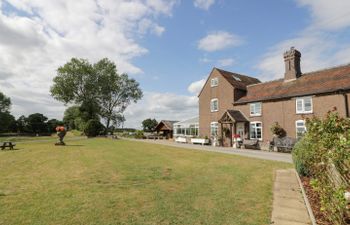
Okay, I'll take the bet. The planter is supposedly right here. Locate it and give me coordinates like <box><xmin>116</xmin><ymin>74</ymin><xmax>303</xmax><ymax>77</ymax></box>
<box><xmin>175</xmin><ymin>136</ymin><xmax>187</xmax><ymax>143</ymax></box>
<box><xmin>191</xmin><ymin>138</ymin><xmax>209</xmax><ymax>145</ymax></box>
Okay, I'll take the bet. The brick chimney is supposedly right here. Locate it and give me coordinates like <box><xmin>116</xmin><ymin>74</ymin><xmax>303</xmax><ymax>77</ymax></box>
<box><xmin>284</xmin><ymin>47</ymin><xmax>301</xmax><ymax>81</ymax></box>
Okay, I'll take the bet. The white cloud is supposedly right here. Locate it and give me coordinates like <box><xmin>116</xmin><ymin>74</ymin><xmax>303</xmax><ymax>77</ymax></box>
<box><xmin>256</xmin><ymin>33</ymin><xmax>336</xmax><ymax>80</ymax></box>
<box><xmin>256</xmin><ymin>1</ymin><xmax>350</xmax><ymax>81</ymax></box>
<box><xmin>217</xmin><ymin>58</ymin><xmax>235</xmax><ymax>67</ymax></box>
<box><xmin>296</xmin><ymin>0</ymin><xmax>350</xmax><ymax>30</ymax></box>
<box><xmin>198</xmin><ymin>31</ymin><xmax>243</xmax><ymax>52</ymax></box>
<box><xmin>199</xmin><ymin>56</ymin><xmax>235</xmax><ymax>68</ymax></box>
<box><xmin>123</xmin><ymin>92</ymin><xmax>198</xmax><ymax>128</ymax></box>
<box><xmin>187</xmin><ymin>78</ymin><xmax>206</xmax><ymax>95</ymax></box>
<box><xmin>0</xmin><ymin>0</ymin><xmax>177</xmax><ymax>120</ymax></box>
<box><xmin>194</xmin><ymin>0</ymin><xmax>215</xmax><ymax>10</ymax></box>
<box><xmin>138</xmin><ymin>18</ymin><xmax>165</xmax><ymax>36</ymax></box>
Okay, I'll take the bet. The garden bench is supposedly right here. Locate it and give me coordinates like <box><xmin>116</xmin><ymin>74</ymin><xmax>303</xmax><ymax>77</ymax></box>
<box><xmin>0</xmin><ymin>141</ymin><xmax>16</xmax><ymax>150</ymax></box>
<box><xmin>242</xmin><ymin>139</ymin><xmax>259</xmax><ymax>149</ymax></box>
<box><xmin>272</xmin><ymin>137</ymin><xmax>296</xmax><ymax>152</ymax></box>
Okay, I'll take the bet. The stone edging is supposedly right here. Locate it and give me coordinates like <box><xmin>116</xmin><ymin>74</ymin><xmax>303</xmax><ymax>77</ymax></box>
<box><xmin>295</xmin><ymin>170</ymin><xmax>318</xmax><ymax>225</ymax></box>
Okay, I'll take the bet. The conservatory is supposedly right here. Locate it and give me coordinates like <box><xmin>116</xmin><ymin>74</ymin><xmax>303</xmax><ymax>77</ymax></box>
<box><xmin>173</xmin><ymin>117</ymin><xmax>199</xmax><ymax>137</ymax></box>
<box><xmin>173</xmin><ymin>117</ymin><xmax>208</xmax><ymax>144</ymax></box>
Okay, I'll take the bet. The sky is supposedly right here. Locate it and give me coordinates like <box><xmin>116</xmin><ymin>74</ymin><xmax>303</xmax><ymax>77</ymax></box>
<box><xmin>1</xmin><ymin>0</ymin><xmax>350</xmax><ymax>128</ymax></box>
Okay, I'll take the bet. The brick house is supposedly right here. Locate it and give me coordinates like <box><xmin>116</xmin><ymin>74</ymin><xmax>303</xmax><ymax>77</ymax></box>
<box><xmin>198</xmin><ymin>47</ymin><xmax>350</xmax><ymax>148</ymax></box>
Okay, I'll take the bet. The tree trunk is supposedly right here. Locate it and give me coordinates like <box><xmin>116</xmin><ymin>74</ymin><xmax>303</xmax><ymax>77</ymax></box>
<box><xmin>106</xmin><ymin>118</ymin><xmax>110</xmax><ymax>135</ymax></box>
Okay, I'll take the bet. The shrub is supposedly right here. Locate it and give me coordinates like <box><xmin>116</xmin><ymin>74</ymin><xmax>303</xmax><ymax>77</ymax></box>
<box><xmin>292</xmin><ymin>135</ymin><xmax>315</xmax><ymax>176</ymax></box>
<box><xmin>292</xmin><ymin>111</ymin><xmax>350</xmax><ymax>224</ymax></box>
<box><xmin>270</xmin><ymin>122</ymin><xmax>286</xmax><ymax>138</ymax></box>
<box><xmin>134</xmin><ymin>130</ymin><xmax>144</xmax><ymax>139</ymax></box>
<box><xmin>83</xmin><ymin>119</ymin><xmax>105</xmax><ymax>137</ymax></box>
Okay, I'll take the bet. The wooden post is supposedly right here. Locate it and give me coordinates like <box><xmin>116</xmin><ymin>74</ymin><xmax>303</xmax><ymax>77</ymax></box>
<box><xmin>230</xmin><ymin>123</ymin><xmax>233</xmax><ymax>147</ymax></box>
<box><xmin>221</xmin><ymin>123</ymin><xmax>224</xmax><ymax>146</ymax></box>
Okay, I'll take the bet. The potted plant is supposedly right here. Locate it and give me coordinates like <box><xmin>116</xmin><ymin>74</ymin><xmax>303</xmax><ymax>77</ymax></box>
<box><xmin>190</xmin><ymin>136</ymin><xmax>209</xmax><ymax>145</ymax></box>
<box><xmin>270</xmin><ymin>122</ymin><xmax>286</xmax><ymax>138</ymax></box>
<box><xmin>232</xmin><ymin>134</ymin><xmax>241</xmax><ymax>148</ymax></box>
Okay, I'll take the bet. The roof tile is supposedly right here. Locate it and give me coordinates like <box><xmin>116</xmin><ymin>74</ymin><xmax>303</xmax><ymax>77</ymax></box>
<box><xmin>235</xmin><ymin>64</ymin><xmax>350</xmax><ymax>104</ymax></box>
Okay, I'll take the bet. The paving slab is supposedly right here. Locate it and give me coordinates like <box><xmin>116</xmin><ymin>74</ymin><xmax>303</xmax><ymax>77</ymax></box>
<box><xmin>271</xmin><ymin>169</ymin><xmax>312</xmax><ymax>225</ymax></box>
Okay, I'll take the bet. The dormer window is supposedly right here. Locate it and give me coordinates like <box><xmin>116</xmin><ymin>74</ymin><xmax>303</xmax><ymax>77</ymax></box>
<box><xmin>211</xmin><ymin>78</ymin><xmax>218</xmax><ymax>87</ymax></box>
<box><xmin>232</xmin><ymin>75</ymin><xmax>241</xmax><ymax>81</ymax></box>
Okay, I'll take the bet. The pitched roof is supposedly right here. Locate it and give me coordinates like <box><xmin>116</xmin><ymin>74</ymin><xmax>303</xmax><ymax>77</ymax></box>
<box><xmin>227</xmin><ymin>110</ymin><xmax>249</xmax><ymax>122</ymax></box>
<box><xmin>155</xmin><ymin>120</ymin><xmax>178</xmax><ymax>131</ymax></box>
<box><xmin>219</xmin><ymin>110</ymin><xmax>248</xmax><ymax>123</ymax></box>
<box><xmin>198</xmin><ymin>68</ymin><xmax>261</xmax><ymax>97</ymax></box>
<box><xmin>174</xmin><ymin>117</ymin><xmax>199</xmax><ymax>126</ymax></box>
<box><xmin>235</xmin><ymin>64</ymin><xmax>350</xmax><ymax>104</ymax></box>
<box><xmin>216</xmin><ymin>68</ymin><xmax>261</xmax><ymax>90</ymax></box>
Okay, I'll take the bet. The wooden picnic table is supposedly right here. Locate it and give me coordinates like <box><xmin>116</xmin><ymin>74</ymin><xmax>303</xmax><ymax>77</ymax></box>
<box><xmin>0</xmin><ymin>141</ymin><xmax>16</xmax><ymax>150</ymax></box>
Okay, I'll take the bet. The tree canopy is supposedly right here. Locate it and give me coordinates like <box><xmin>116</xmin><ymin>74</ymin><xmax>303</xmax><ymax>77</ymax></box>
<box><xmin>26</xmin><ymin>113</ymin><xmax>49</xmax><ymax>134</ymax></box>
<box><xmin>142</xmin><ymin>118</ymin><xmax>158</xmax><ymax>132</ymax></box>
<box><xmin>0</xmin><ymin>91</ymin><xmax>11</xmax><ymax>113</ymax></box>
<box><xmin>0</xmin><ymin>91</ymin><xmax>16</xmax><ymax>132</ymax></box>
<box><xmin>96</xmin><ymin>58</ymin><xmax>142</xmax><ymax>131</ymax></box>
<box><xmin>50</xmin><ymin>58</ymin><xmax>143</xmax><ymax>135</ymax></box>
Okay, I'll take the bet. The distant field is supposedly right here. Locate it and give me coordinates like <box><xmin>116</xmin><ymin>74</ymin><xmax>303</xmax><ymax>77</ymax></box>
<box><xmin>0</xmin><ymin>131</ymin><xmax>81</xmax><ymax>142</ymax></box>
<box><xmin>0</xmin><ymin>139</ymin><xmax>291</xmax><ymax>225</ymax></box>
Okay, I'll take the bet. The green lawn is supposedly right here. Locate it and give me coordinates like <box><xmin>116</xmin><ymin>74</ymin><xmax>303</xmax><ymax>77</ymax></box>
<box><xmin>0</xmin><ymin>139</ymin><xmax>291</xmax><ymax>225</ymax></box>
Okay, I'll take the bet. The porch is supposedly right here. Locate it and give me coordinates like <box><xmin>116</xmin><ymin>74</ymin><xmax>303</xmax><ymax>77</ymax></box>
<box><xmin>218</xmin><ymin>110</ymin><xmax>249</xmax><ymax>147</ymax></box>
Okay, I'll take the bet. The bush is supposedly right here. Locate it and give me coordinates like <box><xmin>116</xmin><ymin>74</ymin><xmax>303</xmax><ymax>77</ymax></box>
<box><xmin>292</xmin><ymin>135</ymin><xmax>314</xmax><ymax>176</ymax></box>
<box><xmin>292</xmin><ymin>111</ymin><xmax>350</xmax><ymax>224</ymax></box>
<box><xmin>83</xmin><ymin>119</ymin><xmax>105</xmax><ymax>137</ymax></box>
<box><xmin>270</xmin><ymin>122</ymin><xmax>286</xmax><ymax>138</ymax></box>
<box><xmin>134</xmin><ymin>130</ymin><xmax>144</xmax><ymax>139</ymax></box>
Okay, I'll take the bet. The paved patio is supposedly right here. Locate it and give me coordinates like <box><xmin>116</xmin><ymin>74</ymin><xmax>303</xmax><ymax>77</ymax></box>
<box><xmin>126</xmin><ymin>138</ymin><xmax>292</xmax><ymax>163</ymax></box>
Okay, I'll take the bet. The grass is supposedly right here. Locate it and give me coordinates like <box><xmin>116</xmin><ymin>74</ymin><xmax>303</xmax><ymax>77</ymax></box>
<box><xmin>0</xmin><ymin>138</ymin><xmax>292</xmax><ymax>225</ymax></box>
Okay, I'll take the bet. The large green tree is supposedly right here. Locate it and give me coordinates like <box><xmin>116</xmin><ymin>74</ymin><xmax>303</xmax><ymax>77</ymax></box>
<box><xmin>16</xmin><ymin>115</ymin><xmax>28</xmax><ymax>133</ymax></box>
<box><xmin>0</xmin><ymin>113</ymin><xmax>16</xmax><ymax>133</ymax></box>
<box><xmin>0</xmin><ymin>91</ymin><xmax>11</xmax><ymax>113</ymax></box>
<box><xmin>26</xmin><ymin>113</ymin><xmax>48</xmax><ymax>134</ymax></box>
<box><xmin>51</xmin><ymin>58</ymin><xmax>142</xmax><ymax>134</ymax></box>
<box><xmin>63</xmin><ymin>105</ymin><xmax>85</xmax><ymax>131</ymax></box>
<box><xmin>50</xmin><ymin>58</ymin><xmax>99</xmax><ymax>122</ymax></box>
<box><xmin>142</xmin><ymin>118</ymin><xmax>158</xmax><ymax>132</ymax></box>
<box><xmin>0</xmin><ymin>91</ymin><xmax>16</xmax><ymax>133</ymax></box>
<box><xmin>96</xmin><ymin>58</ymin><xmax>142</xmax><ymax>132</ymax></box>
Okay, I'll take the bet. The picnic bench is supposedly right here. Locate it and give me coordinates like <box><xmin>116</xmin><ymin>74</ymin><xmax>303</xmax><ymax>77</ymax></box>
<box><xmin>242</xmin><ymin>139</ymin><xmax>259</xmax><ymax>149</ymax></box>
<box><xmin>271</xmin><ymin>137</ymin><xmax>297</xmax><ymax>152</ymax></box>
<box><xmin>0</xmin><ymin>141</ymin><xmax>16</xmax><ymax>150</ymax></box>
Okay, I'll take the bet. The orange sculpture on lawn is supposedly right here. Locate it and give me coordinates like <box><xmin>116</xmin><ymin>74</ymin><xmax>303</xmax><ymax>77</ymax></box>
<box><xmin>55</xmin><ymin>125</ymin><xmax>66</xmax><ymax>145</ymax></box>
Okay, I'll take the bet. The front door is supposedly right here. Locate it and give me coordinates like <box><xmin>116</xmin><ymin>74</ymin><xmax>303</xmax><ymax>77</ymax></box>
<box><xmin>236</xmin><ymin>122</ymin><xmax>245</xmax><ymax>139</ymax></box>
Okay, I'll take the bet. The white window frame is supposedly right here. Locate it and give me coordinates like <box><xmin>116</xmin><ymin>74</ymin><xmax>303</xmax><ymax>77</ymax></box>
<box><xmin>210</xmin><ymin>98</ymin><xmax>219</xmax><ymax>112</ymax></box>
<box><xmin>295</xmin><ymin>120</ymin><xmax>307</xmax><ymax>139</ymax></box>
<box><xmin>296</xmin><ymin>96</ymin><xmax>313</xmax><ymax>114</ymax></box>
<box><xmin>210</xmin><ymin>122</ymin><xmax>218</xmax><ymax>137</ymax></box>
<box><xmin>250</xmin><ymin>121</ymin><xmax>262</xmax><ymax>140</ymax></box>
<box><xmin>211</xmin><ymin>77</ymin><xmax>218</xmax><ymax>87</ymax></box>
<box><xmin>250</xmin><ymin>102</ymin><xmax>262</xmax><ymax>116</ymax></box>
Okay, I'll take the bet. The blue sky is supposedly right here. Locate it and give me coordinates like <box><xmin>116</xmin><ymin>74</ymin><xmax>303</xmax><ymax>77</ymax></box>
<box><xmin>136</xmin><ymin>0</ymin><xmax>309</xmax><ymax>93</ymax></box>
<box><xmin>0</xmin><ymin>0</ymin><xmax>350</xmax><ymax>128</ymax></box>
